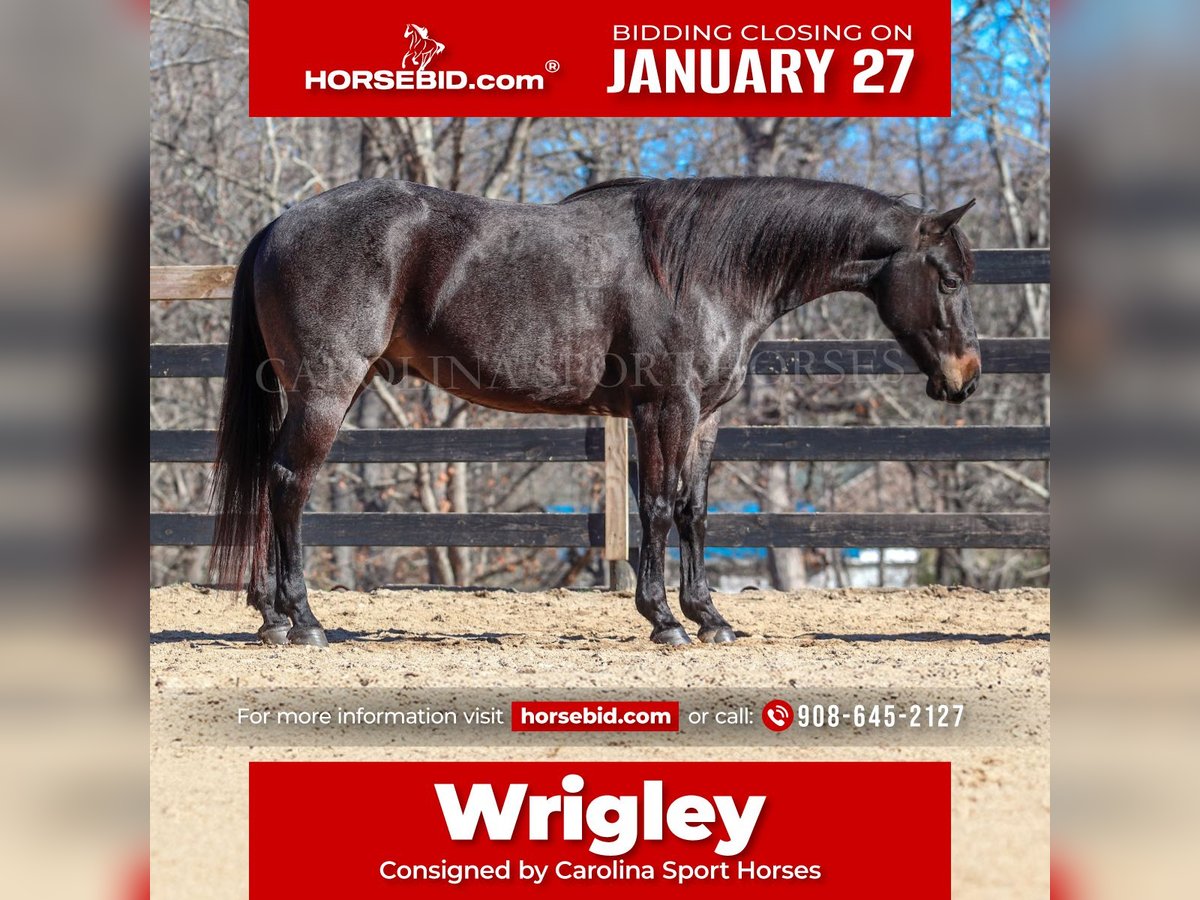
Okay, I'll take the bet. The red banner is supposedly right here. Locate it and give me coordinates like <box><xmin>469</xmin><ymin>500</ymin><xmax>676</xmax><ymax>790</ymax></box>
<box><xmin>249</xmin><ymin>1</ymin><xmax>951</xmax><ymax>116</ymax></box>
<box><xmin>249</xmin><ymin>761</ymin><xmax>949</xmax><ymax>898</ymax></box>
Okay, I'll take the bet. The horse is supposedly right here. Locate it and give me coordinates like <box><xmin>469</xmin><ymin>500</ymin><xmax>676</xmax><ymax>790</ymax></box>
<box><xmin>402</xmin><ymin>24</ymin><xmax>445</xmax><ymax>72</ymax></box>
<box><xmin>210</xmin><ymin>176</ymin><xmax>979</xmax><ymax>647</ymax></box>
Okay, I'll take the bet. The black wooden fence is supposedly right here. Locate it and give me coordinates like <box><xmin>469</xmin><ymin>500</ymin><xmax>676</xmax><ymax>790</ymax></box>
<box><xmin>150</xmin><ymin>248</ymin><xmax>1049</xmax><ymax>555</ymax></box>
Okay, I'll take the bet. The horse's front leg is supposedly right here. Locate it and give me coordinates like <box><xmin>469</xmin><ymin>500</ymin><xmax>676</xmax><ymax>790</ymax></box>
<box><xmin>675</xmin><ymin>412</ymin><xmax>736</xmax><ymax>643</ymax></box>
<box><xmin>631</xmin><ymin>400</ymin><xmax>695</xmax><ymax>645</ymax></box>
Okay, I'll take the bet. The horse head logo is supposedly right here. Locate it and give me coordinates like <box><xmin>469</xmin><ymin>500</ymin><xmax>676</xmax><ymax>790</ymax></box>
<box><xmin>403</xmin><ymin>23</ymin><xmax>446</xmax><ymax>72</ymax></box>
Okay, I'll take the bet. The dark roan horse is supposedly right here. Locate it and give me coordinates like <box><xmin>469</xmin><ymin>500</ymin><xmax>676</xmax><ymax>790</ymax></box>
<box><xmin>211</xmin><ymin>176</ymin><xmax>979</xmax><ymax>647</ymax></box>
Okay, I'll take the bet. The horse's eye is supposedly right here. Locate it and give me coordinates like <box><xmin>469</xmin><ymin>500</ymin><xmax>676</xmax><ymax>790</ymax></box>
<box><xmin>939</xmin><ymin>276</ymin><xmax>961</xmax><ymax>293</ymax></box>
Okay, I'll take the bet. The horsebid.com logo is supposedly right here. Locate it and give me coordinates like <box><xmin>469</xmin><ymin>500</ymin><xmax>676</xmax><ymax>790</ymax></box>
<box><xmin>305</xmin><ymin>21</ymin><xmax>546</xmax><ymax>92</ymax></box>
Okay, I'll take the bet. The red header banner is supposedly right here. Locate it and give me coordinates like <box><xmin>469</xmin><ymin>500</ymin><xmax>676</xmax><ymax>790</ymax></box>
<box><xmin>250</xmin><ymin>761</ymin><xmax>949</xmax><ymax>898</ymax></box>
<box><xmin>249</xmin><ymin>1</ymin><xmax>951</xmax><ymax>116</ymax></box>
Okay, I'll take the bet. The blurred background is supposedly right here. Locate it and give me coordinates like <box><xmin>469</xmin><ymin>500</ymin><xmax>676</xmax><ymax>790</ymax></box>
<box><xmin>149</xmin><ymin>0</ymin><xmax>1051</xmax><ymax>593</ymax></box>
<box><xmin>1054</xmin><ymin>1</ymin><xmax>1200</xmax><ymax>898</ymax></box>
<box><xmin>1</xmin><ymin>3</ymin><xmax>147</xmax><ymax>900</ymax></box>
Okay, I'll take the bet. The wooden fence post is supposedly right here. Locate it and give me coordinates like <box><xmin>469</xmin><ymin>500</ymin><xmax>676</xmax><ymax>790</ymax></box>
<box><xmin>604</xmin><ymin>417</ymin><xmax>635</xmax><ymax>590</ymax></box>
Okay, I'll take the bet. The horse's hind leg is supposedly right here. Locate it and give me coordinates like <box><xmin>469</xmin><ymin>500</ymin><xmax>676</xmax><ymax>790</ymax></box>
<box><xmin>250</xmin><ymin>533</ymin><xmax>289</xmax><ymax>645</ymax></box>
<box><xmin>251</xmin><ymin>371</ymin><xmax>374</xmax><ymax>645</ymax></box>
<box><xmin>675</xmin><ymin>413</ymin><xmax>736</xmax><ymax>643</ymax></box>
<box><xmin>270</xmin><ymin>372</ymin><xmax>369</xmax><ymax>646</ymax></box>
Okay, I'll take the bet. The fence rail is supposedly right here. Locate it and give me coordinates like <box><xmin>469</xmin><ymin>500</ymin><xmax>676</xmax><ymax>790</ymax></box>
<box><xmin>150</xmin><ymin>425</ymin><xmax>1050</xmax><ymax>464</ymax></box>
<box><xmin>150</xmin><ymin>249</ymin><xmax>1050</xmax><ymax>556</ymax></box>
<box><xmin>148</xmin><ymin>337</ymin><xmax>1050</xmax><ymax>378</ymax></box>
<box><xmin>151</xmin><ymin>512</ymin><xmax>1049</xmax><ymax>549</ymax></box>
<box><xmin>148</xmin><ymin>249</ymin><xmax>1049</xmax><ymax>300</ymax></box>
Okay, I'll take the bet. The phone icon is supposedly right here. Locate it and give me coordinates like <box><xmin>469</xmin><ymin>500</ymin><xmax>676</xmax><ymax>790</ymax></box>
<box><xmin>761</xmin><ymin>699</ymin><xmax>793</xmax><ymax>732</ymax></box>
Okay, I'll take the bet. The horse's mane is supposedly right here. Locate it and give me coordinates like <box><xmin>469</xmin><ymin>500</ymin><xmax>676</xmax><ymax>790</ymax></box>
<box><xmin>563</xmin><ymin>176</ymin><xmax>918</xmax><ymax>305</ymax></box>
<box><xmin>408</xmin><ymin>23</ymin><xmax>428</xmax><ymax>39</ymax></box>
<box><xmin>559</xmin><ymin>177</ymin><xmax>654</xmax><ymax>202</ymax></box>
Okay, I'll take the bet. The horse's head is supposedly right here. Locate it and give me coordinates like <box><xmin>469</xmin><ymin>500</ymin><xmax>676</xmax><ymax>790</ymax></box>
<box><xmin>869</xmin><ymin>201</ymin><xmax>980</xmax><ymax>404</ymax></box>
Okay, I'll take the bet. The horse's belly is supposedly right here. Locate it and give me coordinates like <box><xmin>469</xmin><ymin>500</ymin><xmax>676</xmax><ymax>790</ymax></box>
<box><xmin>380</xmin><ymin>339</ymin><xmax>623</xmax><ymax>416</ymax></box>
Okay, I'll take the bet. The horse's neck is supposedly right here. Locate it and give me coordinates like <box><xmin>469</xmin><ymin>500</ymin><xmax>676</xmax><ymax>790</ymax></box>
<box><xmin>767</xmin><ymin>258</ymin><xmax>882</xmax><ymax>323</ymax></box>
<box><xmin>822</xmin><ymin>259</ymin><xmax>886</xmax><ymax>295</ymax></box>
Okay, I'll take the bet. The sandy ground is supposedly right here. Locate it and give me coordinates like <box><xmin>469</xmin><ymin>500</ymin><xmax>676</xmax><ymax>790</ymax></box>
<box><xmin>151</xmin><ymin>584</ymin><xmax>1050</xmax><ymax>898</ymax></box>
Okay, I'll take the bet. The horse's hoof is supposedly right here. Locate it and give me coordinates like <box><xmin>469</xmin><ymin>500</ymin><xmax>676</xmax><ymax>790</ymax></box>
<box><xmin>698</xmin><ymin>625</ymin><xmax>737</xmax><ymax>644</ymax></box>
<box><xmin>257</xmin><ymin>624</ymin><xmax>290</xmax><ymax>646</ymax></box>
<box><xmin>651</xmin><ymin>626</ymin><xmax>692</xmax><ymax>646</ymax></box>
<box><xmin>287</xmin><ymin>625</ymin><xmax>329</xmax><ymax>647</ymax></box>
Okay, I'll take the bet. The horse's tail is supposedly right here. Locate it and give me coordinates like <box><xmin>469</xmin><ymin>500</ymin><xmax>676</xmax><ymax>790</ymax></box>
<box><xmin>209</xmin><ymin>222</ymin><xmax>284</xmax><ymax>592</ymax></box>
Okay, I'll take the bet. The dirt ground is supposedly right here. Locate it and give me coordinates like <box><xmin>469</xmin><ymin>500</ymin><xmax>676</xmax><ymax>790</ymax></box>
<box><xmin>151</xmin><ymin>583</ymin><xmax>1050</xmax><ymax>899</ymax></box>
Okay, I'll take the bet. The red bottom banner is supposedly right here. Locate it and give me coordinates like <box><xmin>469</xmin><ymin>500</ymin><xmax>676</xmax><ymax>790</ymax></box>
<box><xmin>250</xmin><ymin>761</ymin><xmax>949</xmax><ymax>898</ymax></box>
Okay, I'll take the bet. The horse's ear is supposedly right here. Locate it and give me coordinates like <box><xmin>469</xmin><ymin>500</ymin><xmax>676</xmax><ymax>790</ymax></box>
<box><xmin>922</xmin><ymin>199</ymin><xmax>976</xmax><ymax>237</ymax></box>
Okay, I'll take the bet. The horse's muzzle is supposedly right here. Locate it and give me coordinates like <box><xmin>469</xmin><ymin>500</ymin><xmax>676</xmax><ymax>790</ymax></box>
<box><xmin>928</xmin><ymin>352</ymin><xmax>981</xmax><ymax>404</ymax></box>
